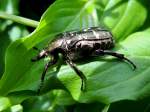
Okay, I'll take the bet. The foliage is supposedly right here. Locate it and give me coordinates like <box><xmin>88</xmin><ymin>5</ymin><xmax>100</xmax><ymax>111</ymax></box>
<box><xmin>0</xmin><ymin>0</ymin><xmax>150</xmax><ymax>111</ymax></box>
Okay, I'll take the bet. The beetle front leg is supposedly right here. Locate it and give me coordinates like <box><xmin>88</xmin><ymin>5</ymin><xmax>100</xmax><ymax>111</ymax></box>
<box><xmin>94</xmin><ymin>49</ymin><xmax>136</xmax><ymax>70</ymax></box>
<box><xmin>65</xmin><ymin>58</ymin><xmax>87</xmax><ymax>91</ymax></box>
<box><xmin>38</xmin><ymin>55</ymin><xmax>58</xmax><ymax>94</ymax></box>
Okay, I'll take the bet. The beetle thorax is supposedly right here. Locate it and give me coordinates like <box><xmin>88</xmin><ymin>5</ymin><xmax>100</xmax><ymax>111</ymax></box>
<box><xmin>47</xmin><ymin>39</ymin><xmax>64</xmax><ymax>53</ymax></box>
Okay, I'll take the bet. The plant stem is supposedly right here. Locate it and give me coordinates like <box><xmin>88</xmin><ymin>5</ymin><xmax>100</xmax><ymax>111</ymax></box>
<box><xmin>102</xmin><ymin>104</ymin><xmax>110</xmax><ymax>112</ymax></box>
<box><xmin>0</xmin><ymin>11</ymin><xmax>39</xmax><ymax>28</ymax></box>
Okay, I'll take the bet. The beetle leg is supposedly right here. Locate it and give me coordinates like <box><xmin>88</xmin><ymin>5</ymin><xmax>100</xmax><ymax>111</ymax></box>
<box><xmin>38</xmin><ymin>55</ymin><xmax>58</xmax><ymax>94</ymax></box>
<box><xmin>65</xmin><ymin>57</ymin><xmax>87</xmax><ymax>91</ymax></box>
<box><xmin>94</xmin><ymin>49</ymin><xmax>136</xmax><ymax>70</ymax></box>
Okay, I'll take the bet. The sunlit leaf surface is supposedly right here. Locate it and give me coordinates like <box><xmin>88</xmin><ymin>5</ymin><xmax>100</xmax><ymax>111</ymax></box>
<box><xmin>0</xmin><ymin>0</ymin><xmax>149</xmax><ymax>105</ymax></box>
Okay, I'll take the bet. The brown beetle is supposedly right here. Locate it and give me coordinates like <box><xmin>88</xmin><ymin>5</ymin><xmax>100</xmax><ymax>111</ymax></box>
<box><xmin>32</xmin><ymin>27</ymin><xmax>136</xmax><ymax>93</ymax></box>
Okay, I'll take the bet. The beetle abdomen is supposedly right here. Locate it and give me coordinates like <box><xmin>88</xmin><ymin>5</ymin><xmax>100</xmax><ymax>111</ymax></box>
<box><xmin>65</xmin><ymin>27</ymin><xmax>114</xmax><ymax>50</ymax></box>
<box><xmin>57</xmin><ymin>27</ymin><xmax>115</xmax><ymax>60</ymax></box>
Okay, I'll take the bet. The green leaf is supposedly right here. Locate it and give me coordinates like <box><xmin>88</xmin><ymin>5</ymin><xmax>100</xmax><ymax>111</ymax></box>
<box><xmin>21</xmin><ymin>90</ymin><xmax>75</xmax><ymax>112</ymax></box>
<box><xmin>10</xmin><ymin>104</ymin><xmax>23</xmax><ymax>112</ymax></box>
<box><xmin>41</xmin><ymin>30</ymin><xmax>150</xmax><ymax>104</ymax></box>
<box><xmin>99</xmin><ymin>0</ymin><xmax>147</xmax><ymax>41</ymax></box>
<box><xmin>0</xmin><ymin>97</ymin><xmax>11</xmax><ymax>111</ymax></box>
<box><xmin>0</xmin><ymin>25</ymin><xmax>28</xmax><ymax>77</ymax></box>
<box><xmin>48</xmin><ymin>90</ymin><xmax>76</xmax><ymax>112</ymax></box>
<box><xmin>0</xmin><ymin>0</ymin><xmax>29</xmax><ymax>77</ymax></box>
<box><xmin>0</xmin><ymin>0</ymin><xmax>149</xmax><ymax>106</ymax></box>
<box><xmin>21</xmin><ymin>94</ymin><xmax>51</xmax><ymax>112</ymax></box>
<box><xmin>49</xmin><ymin>90</ymin><xmax>75</xmax><ymax>106</ymax></box>
<box><xmin>0</xmin><ymin>0</ymin><xmax>98</xmax><ymax>99</ymax></box>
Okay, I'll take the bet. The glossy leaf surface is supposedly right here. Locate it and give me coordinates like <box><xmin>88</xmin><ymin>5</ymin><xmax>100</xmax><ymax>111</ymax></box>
<box><xmin>0</xmin><ymin>0</ymin><xmax>149</xmax><ymax>105</ymax></box>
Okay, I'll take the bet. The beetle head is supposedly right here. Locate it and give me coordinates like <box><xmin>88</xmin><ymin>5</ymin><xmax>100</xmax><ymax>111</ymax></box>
<box><xmin>31</xmin><ymin>49</ymin><xmax>48</xmax><ymax>62</ymax></box>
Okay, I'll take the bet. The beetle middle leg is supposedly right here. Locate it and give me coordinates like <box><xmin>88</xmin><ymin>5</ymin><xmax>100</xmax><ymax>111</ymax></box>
<box><xmin>65</xmin><ymin>57</ymin><xmax>87</xmax><ymax>91</ymax></box>
<box><xmin>94</xmin><ymin>49</ymin><xmax>136</xmax><ymax>70</ymax></box>
<box><xmin>37</xmin><ymin>55</ymin><xmax>58</xmax><ymax>94</ymax></box>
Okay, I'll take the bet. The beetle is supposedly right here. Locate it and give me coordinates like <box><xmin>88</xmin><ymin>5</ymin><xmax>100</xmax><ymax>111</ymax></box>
<box><xmin>32</xmin><ymin>27</ymin><xmax>136</xmax><ymax>93</ymax></box>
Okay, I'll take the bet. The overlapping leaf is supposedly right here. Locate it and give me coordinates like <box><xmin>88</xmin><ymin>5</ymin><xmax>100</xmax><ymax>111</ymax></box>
<box><xmin>0</xmin><ymin>0</ymin><xmax>149</xmax><ymax>106</ymax></box>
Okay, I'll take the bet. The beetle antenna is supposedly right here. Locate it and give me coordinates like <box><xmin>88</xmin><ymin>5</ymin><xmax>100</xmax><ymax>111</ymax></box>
<box><xmin>33</xmin><ymin>47</ymin><xmax>41</xmax><ymax>52</ymax></box>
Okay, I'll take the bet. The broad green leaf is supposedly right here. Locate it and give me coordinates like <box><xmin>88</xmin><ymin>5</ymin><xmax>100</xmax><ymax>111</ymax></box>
<box><xmin>21</xmin><ymin>90</ymin><xmax>75</xmax><ymax>112</ymax></box>
<box><xmin>0</xmin><ymin>97</ymin><xmax>11</xmax><ymax>111</ymax></box>
<box><xmin>0</xmin><ymin>24</ymin><xmax>29</xmax><ymax>78</ymax></box>
<box><xmin>49</xmin><ymin>90</ymin><xmax>75</xmax><ymax>106</ymax></box>
<box><xmin>100</xmin><ymin>0</ymin><xmax>147</xmax><ymax>41</ymax></box>
<box><xmin>21</xmin><ymin>95</ymin><xmax>51</xmax><ymax>112</ymax></box>
<box><xmin>0</xmin><ymin>0</ymin><xmax>149</xmax><ymax>106</ymax></box>
<box><xmin>0</xmin><ymin>31</ymin><xmax>11</xmax><ymax>77</ymax></box>
<box><xmin>40</xmin><ymin>30</ymin><xmax>150</xmax><ymax>104</ymax></box>
<box><xmin>0</xmin><ymin>0</ymin><xmax>98</xmax><ymax>98</ymax></box>
<box><xmin>10</xmin><ymin>104</ymin><xmax>23</xmax><ymax>112</ymax></box>
<box><xmin>52</xmin><ymin>30</ymin><xmax>150</xmax><ymax>104</ymax></box>
<box><xmin>0</xmin><ymin>0</ymin><xmax>29</xmax><ymax>77</ymax></box>
<box><xmin>48</xmin><ymin>90</ymin><xmax>76</xmax><ymax>111</ymax></box>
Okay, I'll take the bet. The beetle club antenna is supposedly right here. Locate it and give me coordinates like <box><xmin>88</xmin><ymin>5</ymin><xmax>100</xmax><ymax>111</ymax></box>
<box><xmin>33</xmin><ymin>47</ymin><xmax>41</xmax><ymax>52</ymax></box>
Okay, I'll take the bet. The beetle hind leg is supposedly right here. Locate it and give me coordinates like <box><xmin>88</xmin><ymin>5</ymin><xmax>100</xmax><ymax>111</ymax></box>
<box><xmin>94</xmin><ymin>49</ymin><xmax>136</xmax><ymax>70</ymax></box>
<box><xmin>65</xmin><ymin>58</ymin><xmax>87</xmax><ymax>91</ymax></box>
